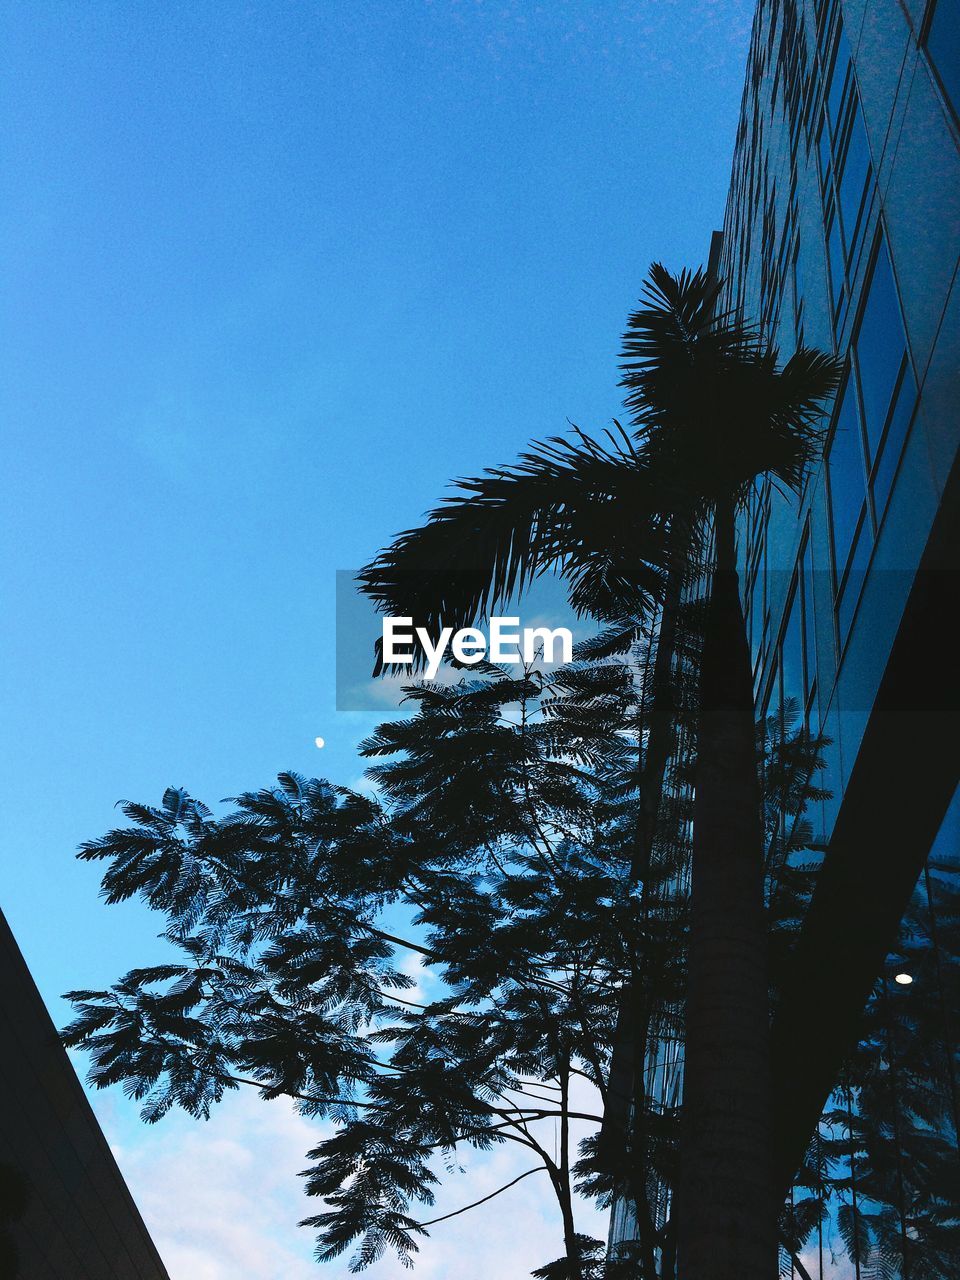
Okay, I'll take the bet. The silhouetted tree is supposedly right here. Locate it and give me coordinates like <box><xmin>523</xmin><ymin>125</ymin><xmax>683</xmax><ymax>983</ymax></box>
<box><xmin>64</xmin><ymin>659</ymin><xmax>654</xmax><ymax>1277</ymax></box>
<box><xmin>64</xmin><ymin>668</ymin><xmax>893</xmax><ymax>1279</ymax></box>
<box><xmin>359</xmin><ymin>262</ymin><xmax>840</xmax><ymax>1277</ymax></box>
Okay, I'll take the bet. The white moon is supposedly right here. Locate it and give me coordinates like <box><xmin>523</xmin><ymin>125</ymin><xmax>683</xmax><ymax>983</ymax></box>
<box><xmin>314</xmin><ymin>737</ymin><xmax>325</xmax><ymax>749</ymax></box>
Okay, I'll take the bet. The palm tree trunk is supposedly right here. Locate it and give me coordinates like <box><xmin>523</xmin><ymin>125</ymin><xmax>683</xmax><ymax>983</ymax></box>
<box><xmin>676</xmin><ymin>499</ymin><xmax>775</xmax><ymax>1278</ymax></box>
<box><xmin>600</xmin><ymin>565</ymin><xmax>683</xmax><ymax>1275</ymax></box>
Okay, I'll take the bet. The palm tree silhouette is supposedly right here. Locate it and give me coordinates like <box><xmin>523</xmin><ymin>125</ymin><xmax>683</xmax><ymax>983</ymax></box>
<box><xmin>359</xmin><ymin>263</ymin><xmax>840</xmax><ymax>1277</ymax></box>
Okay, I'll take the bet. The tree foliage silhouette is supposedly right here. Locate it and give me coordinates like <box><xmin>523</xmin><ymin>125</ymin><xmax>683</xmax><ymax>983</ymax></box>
<box><xmin>64</xmin><ymin>659</ymin><xmax>652</xmax><ymax>1276</ymax></box>
<box><xmin>358</xmin><ymin>261</ymin><xmax>840</xmax><ymax>1277</ymax></box>
<box><xmin>63</xmin><ymin>261</ymin><xmax>955</xmax><ymax>1278</ymax></box>
<box><xmin>63</xmin><ymin>661</ymin><xmax>956</xmax><ymax>1277</ymax></box>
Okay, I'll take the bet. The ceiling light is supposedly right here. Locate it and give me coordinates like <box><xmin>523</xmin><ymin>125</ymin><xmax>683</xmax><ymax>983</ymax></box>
<box><xmin>894</xmin><ymin>972</ymin><xmax>913</xmax><ymax>986</ymax></box>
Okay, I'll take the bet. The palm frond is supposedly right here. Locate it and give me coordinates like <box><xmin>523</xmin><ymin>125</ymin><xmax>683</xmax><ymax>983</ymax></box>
<box><xmin>357</xmin><ymin>429</ymin><xmax>675</xmax><ymax>667</ymax></box>
<box><xmin>620</xmin><ymin>263</ymin><xmax>842</xmax><ymax>504</ymax></box>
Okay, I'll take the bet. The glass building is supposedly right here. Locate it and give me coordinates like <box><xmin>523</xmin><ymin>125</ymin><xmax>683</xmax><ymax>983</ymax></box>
<box><xmin>610</xmin><ymin>1</ymin><xmax>959</xmax><ymax>1274</ymax></box>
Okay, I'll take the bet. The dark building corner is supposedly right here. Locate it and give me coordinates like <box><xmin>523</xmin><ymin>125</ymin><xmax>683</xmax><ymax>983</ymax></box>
<box><xmin>0</xmin><ymin>909</ymin><xmax>170</xmax><ymax>1280</ymax></box>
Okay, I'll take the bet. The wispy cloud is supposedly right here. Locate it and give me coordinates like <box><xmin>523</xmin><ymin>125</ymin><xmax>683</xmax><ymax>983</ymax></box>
<box><xmin>108</xmin><ymin>1092</ymin><xmax>322</xmax><ymax>1279</ymax></box>
<box><xmin>101</xmin><ymin>1082</ymin><xmax>608</xmax><ymax>1280</ymax></box>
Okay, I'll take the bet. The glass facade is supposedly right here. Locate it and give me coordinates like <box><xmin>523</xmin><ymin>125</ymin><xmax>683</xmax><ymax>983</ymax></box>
<box><xmin>729</xmin><ymin>1</ymin><xmax>959</xmax><ymax>1272</ymax></box>
<box><xmin>792</xmin><ymin>789</ymin><xmax>960</xmax><ymax>1277</ymax></box>
<box><xmin>610</xmin><ymin>0</ymin><xmax>960</xmax><ymax>1273</ymax></box>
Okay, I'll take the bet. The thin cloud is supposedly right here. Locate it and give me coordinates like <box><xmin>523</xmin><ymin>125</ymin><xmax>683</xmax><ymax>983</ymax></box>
<box><xmin>99</xmin><ymin>1079</ymin><xmax>608</xmax><ymax>1279</ymax></box>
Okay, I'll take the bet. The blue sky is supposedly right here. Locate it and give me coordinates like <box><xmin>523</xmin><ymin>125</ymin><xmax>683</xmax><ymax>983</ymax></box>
<box><xmin>0</xmin><ymin>2</ymin><xmax>754</xmax><ymax>1275</ymax></box>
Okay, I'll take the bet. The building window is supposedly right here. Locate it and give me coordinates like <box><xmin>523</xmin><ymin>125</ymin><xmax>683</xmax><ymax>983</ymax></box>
<box><xmin>747</xmin><ymin>503</ymin><xmax>769</xmax><ymax>695</ymax></box>
<box><xmin>817</xmin><ymin>11</ymin><xmax>873</xmax><ymax>279</ymax></box>
<box><xmin>793</xmin><ymin>226</ymin><xmax>821</xmax><ymax>342</ymax></box>
<box><xmin>781</xmin><ymin>581</ymin><xmax>804</xmax><ymax>718</ymax></box>
<box><xmin>825</xmin><ymin>206</ymin><xmax>845</xmax><ymax>315</ymax></box>
<box><xmin>818</xmin><ymin>117</ymin><xmax>833</xmax><ymax>191</ymax></box>
<box><xmin>824</xmin><ymin>21</ymin><xmax>852</xmax><ymax>135</ymax></box>
<box><xmin>871</xmin><ymin>363</ymin><xmax>916</xmax><ymax>516</ymax></box>
<box><xmin>836</xmin><ymin>504</ymin><xmax>872</xmax><ymax>640</ymax></box>
<box><xmin>826</xmin><ymin>370</ymin><xmax>868</xmax><ymax>581</ymax></box>
<box><xmin>826</xmin><ymin>369</ymin><xmax>875</xmax><ymax>644</ymax></box>
<box><xmin>799</xmin><ymin>534</ymin><xmax>817</xmax><ymax>719</ymax></box>
<box><xmin>925</xmin><ymin>0</ymin><xmax>960</xmax><ymax>126</ymax></box>
<box><xmin>769</xmin><ymin>541</ymin><xmax>816</xmax><ymax>730</ymax></box>
<box><xmin>824</xmin><ymin>230</ymin><xmax>917</xmax><ymax>645</ymax></box>
<box><xmin>836</xmin><ymin>105</ymin><xmax>871</xmax><ymax>253</ymax></box>
<box><xmin>754</xmin><ymin>611</ymin><xmax>770</xmax><ymax>699</ymax></box>
<box><xmin>852</xmin><ymin>232</ymin><xmax>918</xmax><ymax>517</ymax></box>
<box><xmin>816</xmin><ymin>11</ymin><xmax>877</xmax><ymax>351</ymax></box>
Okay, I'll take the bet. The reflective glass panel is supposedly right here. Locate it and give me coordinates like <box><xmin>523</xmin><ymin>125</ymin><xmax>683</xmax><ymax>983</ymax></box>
<box><xmin>826</xmin><ymin>213</ymin><xmax>844</xmax><ymax>310</ymax></box>
<box><xmin>854</xmin><ymin>237</ymin><xmax>908</xmax><ymax>466</ymax></box>
<box><xmin>837</xmin><ymin>106</ymin><xmax>870</xmax><ymax>250</ymax></box>
<box><xmin>826</xmin><ymin>23</ymin><xmax>852</xmax><ymax>133</ymax></box>
<box><xmin>794</xmin><ymin>226</ymin><xmax>820</xmax><ymax>315</ymax></box>
<box><xmin>837</xmin><ymin>506</ymin><xmax>871</xmax><ymax>639</ymax></box>
<box><xmin>781</xmin><ymin>584</ymin><xmax>804</xmax><ymax>718</ymax></box>
<box><xmin>871</xmin><ymin>357</ymin><xmax>916</xmax><ymax>518</ymax></box>
<box><xmin>800</xmin><ymin>541</ymin><xmax>817</xmax><ymax>706</ymax></box>
<box><xmin>927</xmin><ymin>0</ymin><xmax>960</xmax><ymax>122</ymax></box>
<box><xmin>818</xmin><ymin>119</ymin><xmax>832</xmax><ymax>187</ymax></box>
<box><xmin>827</xmin><ymin>375</ymin><xmax>867</xmax><ymax>577</ymax></box>
<box><xmin>789</xmin><ymin>788</ymin><xmax>960</xmax><ymax>1276</ymax></box>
